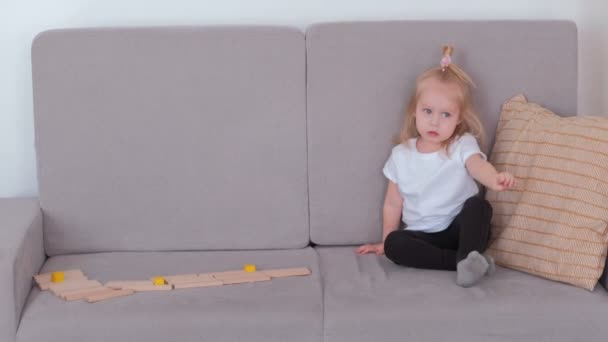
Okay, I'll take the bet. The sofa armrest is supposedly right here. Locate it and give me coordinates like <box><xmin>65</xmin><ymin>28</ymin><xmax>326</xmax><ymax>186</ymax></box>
<box><xmin>0</xmin><ymin>198</ymin><xmax>45</xmax><ymax>342</ymax></box>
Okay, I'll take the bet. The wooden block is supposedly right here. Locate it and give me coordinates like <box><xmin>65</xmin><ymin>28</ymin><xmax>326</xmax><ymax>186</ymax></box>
<box><xmin>172</xmin><ymin>278</ymin><xmax>224</xmax><ymax>289</ymax></box>
<box><xmin>34</xmin><ymin>269</ymin><xmax>87</xmax><ymax>290</ymax></box>
<box><xmin>105</xmin><ymin>281</ymin><xmax>145</xmax><ymax>289</ymax></box>
<box><xmin>49</xmin><ymin>280</ymin><xmax>102</xmax><ymax>296</ymax></box>
<box><xmin>209</xmin><ymin>270</ymin><xmax>249</xmax><ymax>278</ymax></box>
<box><xmin>61</xmin><ymin>287</ymin><xmax>114</xmax><ymax>301</ymax></box>
<box><xmin>162</xmin><ymin>274</ymin><xmax>200</xmax><ymax>285</ymax></box>
<box><xmin>87</xmin><ymin>289</ymin><xmax>134</xmax><ymax>303</ymax></box>
<box><xmin>212</xmin><ymin>271</ymin><xmax>271</xmax><ymax>280</ymax></box>
<box><xmin>170</xmin><ymin>274</ymin><xmax>220</xmax><ymax>285</ymax></box>
<box><xmin>260</xmin><ymin>267</ymin><xmax>311</xmax><ymax>278</ymax></box>
<box><xmin>194</xmin><ymin>274</ymin><xmax>218</xmax><ymax>282</ymax></box>
<box><xmin>104</xmin><ymin>280</ymin><xmax>141</xmax><ymax>290</ymax></box>
<box><xmin>34</xmin><ymin>269</ymin><xmax>84</xmax><ymax>284</ymax></box>
<box><xmin>220</xmin><ymin>276</ymin><xmax>272</xmax><ymax>285</ymax></box>
<box><xmin>212</xmin><ymin>270</ymin><xmax>272</xmax><ymax>285</ymax></box>
<box><xmin>213</xmin><ymin>272</ymin><xmax>272</xmax><ymax>285</ymax></box>
<box><xmin>105</xmin><ymin>281</ymin><xmax>172</xmax><ymax>291</ymax></box>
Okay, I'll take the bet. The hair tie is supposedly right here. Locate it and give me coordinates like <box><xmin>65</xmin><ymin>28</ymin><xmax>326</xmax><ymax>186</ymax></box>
<box><xmin>440</xmin><ymin>55</ymin><xmax>452</xmax><ymax>70</ymax></box>
<box><xmin>441</xmin><ymin>45</ymin><xmax>454</xmax><ymax>71</ymax></box>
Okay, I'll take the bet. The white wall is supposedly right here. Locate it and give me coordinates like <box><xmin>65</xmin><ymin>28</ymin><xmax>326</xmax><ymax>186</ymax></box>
<box><xmin>1</xmin><ymin>0</ymin><xmax>607</xmax><ymax>197</ymax></box>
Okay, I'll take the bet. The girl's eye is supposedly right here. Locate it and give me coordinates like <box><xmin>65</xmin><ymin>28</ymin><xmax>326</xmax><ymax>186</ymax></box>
<box><xmin>442</xmin><ymin>112</ymin><xmax>451</xmax><ymax>118</ymax></box>
<box><xmin>423</xmin><ymin>108</ymin><xmax>432</xmax><ymax>114</ymax></box>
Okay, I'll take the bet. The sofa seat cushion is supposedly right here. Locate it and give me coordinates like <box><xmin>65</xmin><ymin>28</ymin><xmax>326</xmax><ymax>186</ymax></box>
<box><xmin>17</xmin><ymin>248</ymin><xmax>322</xmax><ymax>342</ymax></box>
<box><xmin>318</xmin><ymin>247</ymin><xmax>608</xmax><ymax>342</ymax></box>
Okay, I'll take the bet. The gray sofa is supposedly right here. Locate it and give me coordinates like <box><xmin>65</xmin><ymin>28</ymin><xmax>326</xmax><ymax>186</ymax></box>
<box><xmin>2</xmin><ymin>21</ymin><xmax>607</xmax><ymax>342</ymax></box>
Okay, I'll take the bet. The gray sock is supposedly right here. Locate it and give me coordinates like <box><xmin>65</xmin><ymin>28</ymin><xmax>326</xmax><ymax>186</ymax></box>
<box><xmin>456</xmin><ymin>251</ymin><xmax>489</xmax><ymax>287</ymax></box>
<box><xmin>483</xmin><ymin>254</ymin><xmax>496</xmax><ymax>275</ymax></box>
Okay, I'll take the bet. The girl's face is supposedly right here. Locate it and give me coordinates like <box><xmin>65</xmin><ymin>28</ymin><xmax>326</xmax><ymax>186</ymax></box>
<box><xmin>414</xmin><ymin>78</ymin><xmax>462</xmax><ymax>146</ymax></box>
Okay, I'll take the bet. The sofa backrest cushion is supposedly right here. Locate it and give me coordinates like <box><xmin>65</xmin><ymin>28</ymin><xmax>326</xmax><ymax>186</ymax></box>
<box><xmin>32</xmin><ymin>27</ymin><xmax>308</xmax><ymax>255</ymax></box>
<box><xmin>306</xmin><ymin>21</ymin><xmax>578</xmax><ymax>245</ymax></box>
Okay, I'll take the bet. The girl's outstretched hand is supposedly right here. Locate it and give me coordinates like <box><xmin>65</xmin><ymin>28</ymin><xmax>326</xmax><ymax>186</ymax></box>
<box><xmin>355</xmin><ymin>243</ymin><xmax>385</xmax><ymax>255</ymax></box>
<box><xmin>492</xmin><ymin>171</ymin><xmax>516</xmax><ymax>191</ymax></box>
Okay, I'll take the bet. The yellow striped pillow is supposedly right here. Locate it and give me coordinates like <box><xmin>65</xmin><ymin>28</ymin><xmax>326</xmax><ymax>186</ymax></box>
<box><xmin>486</xmin><ymin>94</ymin><xmax>608</xmax><ymax>290</ymax></box>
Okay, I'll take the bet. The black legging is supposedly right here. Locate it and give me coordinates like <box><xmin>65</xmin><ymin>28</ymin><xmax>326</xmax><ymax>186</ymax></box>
<box><xmin>384</xmin><ymin>196</ymin><xmax>493</xmax><ymax>270</ymax></box>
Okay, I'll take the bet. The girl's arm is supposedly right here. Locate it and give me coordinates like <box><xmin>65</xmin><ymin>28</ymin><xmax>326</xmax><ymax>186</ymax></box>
<box><xmin>465</xmin><ymin>154</ymin><xmax>515</xmax><ymax>191</ymax></box>
<box><xmin>381</xmin><ymin>181</ymin><xmax>403</xmax><ymax>241</ymax></box>
<box><xmin>356</xmin><ymin>181</ymin><xmax>403</xmax><ymax>255</ymax></box>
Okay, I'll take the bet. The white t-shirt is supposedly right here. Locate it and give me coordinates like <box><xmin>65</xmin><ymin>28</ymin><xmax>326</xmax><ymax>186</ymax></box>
<box><xmin>383</xmin><ymin>133</ymin><xmax>486</xmax><ymax>233</ymax></box>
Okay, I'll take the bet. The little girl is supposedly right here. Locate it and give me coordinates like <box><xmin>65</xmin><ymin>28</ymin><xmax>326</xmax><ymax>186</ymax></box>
<box><xmin>356</xmin><ymin>46</ymin><xmax>515</xmax><ymax>287</ymax></box>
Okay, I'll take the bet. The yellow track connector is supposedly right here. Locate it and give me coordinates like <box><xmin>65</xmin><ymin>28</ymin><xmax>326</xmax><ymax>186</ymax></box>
<box><xmin>51</xmin><ymin>271</ymin><xmax>65</xmax><ymax>283</ymax></box>
<box><xmin>152</xmin><ymin>276</ymin><xmax>166</xmax><ymax>286</ymax></box>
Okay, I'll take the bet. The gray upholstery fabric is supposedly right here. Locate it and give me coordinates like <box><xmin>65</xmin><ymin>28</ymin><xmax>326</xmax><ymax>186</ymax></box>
<box><xmin>32</xmin><ymin>27</ymin><xmax>308</xmax><ymax>255</ymax></box>
<box><xmin>0</xmin><ymin>198</ymin><xmax>45</xmax><ymax>342</ymax></box>
<box><xmin>318</xmin><ymin>247</ymin><xmax>608</xmax><ymax>342</ymax></box>
<box><xmin>17</xmin><ymin>248</ymin><xmax>322</xmax><ymax>342</ymax></box>
<box><xmin>306</xmin><ymin>21</ymin><xmax>577</xmax><ymax>245</ymax></box>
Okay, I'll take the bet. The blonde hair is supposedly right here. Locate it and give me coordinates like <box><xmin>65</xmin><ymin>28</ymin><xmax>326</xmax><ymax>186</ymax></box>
<box><xmin>397</xmin><ymin>45</ymin><xmax>486</xmax><ymax>152</ymax></box>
